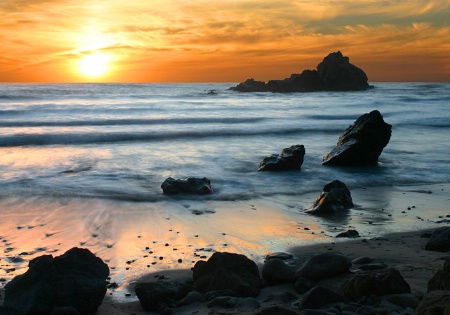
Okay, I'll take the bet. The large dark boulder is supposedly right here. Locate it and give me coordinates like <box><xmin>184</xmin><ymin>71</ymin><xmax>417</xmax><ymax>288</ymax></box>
<box><xmin>230</xmin><ymin>51</ymin><xmax>371</xmax><ymax>93</ymax></box>
<box><xmin>161</xmin><ymin>177</ymin><xmax>212</xmax><ymax>195</ymax></box>
<box><xmin>339</xmin><ymin>268</ymin><xmax>411</xmax><ymax>301</ymax></box>
<box><xmin>413</xmin><ymin>290</ymin><xmax>450</xmax><ymax>315</ymax></box>
<box><xmin>298</xmin><ymin>285</ymin><xmax>348</xmax><ymax>310</ymax></box>
<box><xmin>193</xmin><ymin>252</ymin><xmax>260</xmax><ymax>297</ymax></box>
<box><xmin>425</xmin><ymin>227</ymin><xmax>450</xmax><ymax>252</ymax></box>
<box><xmin>258</xmin><ymin>144</ymin><xmax>305</xmax><ymax>171</ymax></box>
<box><xmin>135</xmin><ymin>279</ymin><xmax>192</xmax><ymax>312</ymax></box>
<box><xmin>3</xmin><ymin>247</ymin><xmax>109</xmax><ymax>315</ymax></box>
<box><xmin>261</xmin><ymin>258</ymin><xmax>297</xmax><ymax>285</ymax></box>
<box><xmin>305</xmin><ymin>180</ymin><xmax>354</xmax><ymax>216</ymax></box>
<box><xmin>296</xmin><ymin>252</ymin><xmax>352</xmax><ymax>281</ymax></box>
<box><xmin>323</xmin><ymin>110</ymin><xmax>392</xmax><ymax>166</ymax></box>
<box><xmin>428</xmin><ymin>258</ymin><xmax>450</xmax><ymax>292</ymax></box>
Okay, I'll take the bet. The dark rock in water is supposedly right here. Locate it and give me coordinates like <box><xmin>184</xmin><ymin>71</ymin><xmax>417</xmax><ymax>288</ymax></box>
<box><xmin>231</xmin><ymin>78</ymin><xmax>267</xmax><ymax>92</ymax></box>
<box><xmin>339</xmin><ymin>268</ymin><xmax>411</xmax><ymax>301</ymax></box>
<box><xmin>3</xmin><ymin>247</ymin><xmax>109</xmax><ymax>315</ymax></box>
<box><xmin>336</xmin><ymin>229</ymin><xmax>360</xmax><ymax>238</ymax></box>
<box><xmin>428</xmin><ymin>258</ymin><xmax>450</xmax><ymax>292</ymax></box>
<box><xmin>298</xmin><ymin>285</ymin><xmax>348</xmax><ymax>310</ymax></box>
<box><xmin>383</xmin><ymin>293</ymin><xmax>421</xmax><ymax>309</ymax></box>
<box><xmin>230</xmin><ymin>51</ymin><xmax>371</xmax><ymax>93</ymax></box>
<box><xmin>306</xmin><ymin>180</ymin><xmax>353</xmax><ymax>216</ymax></box>
<box><xmin>258</xmin><ymin>144</ymin><xmax>305</xmax><ymax>171</ymax></box>
<box><xmin>425</xmin><ymin>227</ymin><xmax>450</xmax><ymax>252</ymax></box>
<box><xmin>414</xmin><ymin>290</ymin><xmax>450</xmax><ymax>315</ymax></box>
<box><xmin>135</xmin><ymin>279</ymin><xmax>192</xmax><ymax>312</ymax></box>
<box><xmin>296</xmin><ymin>252</ymin><xmax>352</xmax><ymax>281</ymax></box>
<box><xmin>323</xmin><ymin>110</ymin><xmax>392</xmax><ymax>166</ymax></box>
<box><xmin>317</xmin><ymin>51</ymin><xmax>369</xmax><ymax>91</ymax></box>
<box><xmin>161</xmin><ymin>177</ymin><xmax>212</xmax><ymax>195</ymax></box>
<box><xmin>262</xmin><ymin>258</ymin><xmax>296</xmax><ymax>284</ymax></box>
<box><xmin>193</xmin><ymin>252</ymin><xmax>260</xmax><ymax>297</ymax></box>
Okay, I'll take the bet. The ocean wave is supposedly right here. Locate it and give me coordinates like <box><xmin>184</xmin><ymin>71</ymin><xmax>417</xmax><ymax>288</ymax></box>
<box><xmin>0</xmin><ymin>117</ymin><xmax>266</xmax><ymax>128</ymax></box>
<box><xmin>0</xmin><ymin>127</ymin><xmax>342</xmax><ymax>147</ymax></box>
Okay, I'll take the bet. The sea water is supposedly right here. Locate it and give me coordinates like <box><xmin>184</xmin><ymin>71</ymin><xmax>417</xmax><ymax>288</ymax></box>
<box><xmin>0</xmin><ymin>82</ymin><xmax>449</xmax><ymax>201</ymax></box>
<box><xmin>0</xmin><ymin>82</ymin><xmax>449</xmax><ymax>284</ymax></box>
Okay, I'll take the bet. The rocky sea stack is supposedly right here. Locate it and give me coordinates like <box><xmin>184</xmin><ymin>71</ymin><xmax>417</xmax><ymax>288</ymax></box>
<box><xmin>230</xmin><ymin>51</ymin><xmax>372</xmax><ymax>93</ymax></box>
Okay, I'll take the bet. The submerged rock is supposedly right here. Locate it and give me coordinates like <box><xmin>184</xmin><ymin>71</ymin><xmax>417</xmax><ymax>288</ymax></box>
<box><xmin>161</xmin><ymin>177</ymin><xmax>212</xmax><ymax>195</ymax></box>
<box><xmin>230</xmin><ymin>51</ymin><xmax>371</xmax><ymax>93</ymax></box>
<box><xmin>306</xmin><ymin>180</ymin><xmax>353</xmax><ymax>216</ymax></box>
<box><xmin>323</xmin><ymin>110</ymin><xmax>392</xmax><ymax>166</ymax></box>
<box><xmin>193</xmin><ymin>252</ymin><xmax>260</xmax><ymax>297</ymax></box>
<box><xmin>258</xmin><ymin>144</ymin><xmax>305</xmax><ymax>171</ymax></box>
<box><xmin>4</xmin><ymin>247</ymin><xmax>109</xmax><ymax>315</ymax></box>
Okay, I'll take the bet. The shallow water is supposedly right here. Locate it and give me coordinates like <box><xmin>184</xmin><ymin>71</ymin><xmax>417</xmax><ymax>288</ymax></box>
<box><xmin>0</xmin><ymin>82</ymin><xmax>449</xmax><ymax>290</ymax></box>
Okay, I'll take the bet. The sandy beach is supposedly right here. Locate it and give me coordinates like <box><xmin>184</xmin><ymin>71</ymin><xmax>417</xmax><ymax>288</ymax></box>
<box><xmin>0</xmin><ymin>182</ymin><xmax>448</xmax><ymax>314</ymax></box>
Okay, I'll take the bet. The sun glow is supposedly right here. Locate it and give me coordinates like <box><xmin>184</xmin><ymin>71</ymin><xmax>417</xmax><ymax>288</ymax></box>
<box><xmin>78</xmin><ymin>53</ymin><xmax>111</xmax><ymax>77</ymax></box>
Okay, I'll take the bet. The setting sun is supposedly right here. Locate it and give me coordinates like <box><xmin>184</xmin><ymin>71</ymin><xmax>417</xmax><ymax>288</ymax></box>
<box><xmin>79</xmin><ymin>53</ymin><xmax>110</xmax><ymax>77</ymax></box>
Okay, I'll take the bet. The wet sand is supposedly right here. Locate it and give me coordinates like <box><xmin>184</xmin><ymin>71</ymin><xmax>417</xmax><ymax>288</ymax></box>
<box><xmin>0</xmin><ymin>183</ymin><xmax>448</xmax><ymax>313</ymax></box>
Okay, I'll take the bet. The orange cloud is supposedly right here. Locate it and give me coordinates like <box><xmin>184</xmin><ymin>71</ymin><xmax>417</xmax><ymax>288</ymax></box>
<box><xmin>0</xmin><ymin>0</ymin><xmax>448</xmax><ymax>82</ymax></box>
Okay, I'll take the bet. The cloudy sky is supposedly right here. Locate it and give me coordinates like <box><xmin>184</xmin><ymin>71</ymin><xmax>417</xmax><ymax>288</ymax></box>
<box><xmin>0</xmin><ymin>0</ymin><xmax>449</xmax><ymax>82</ymax></box>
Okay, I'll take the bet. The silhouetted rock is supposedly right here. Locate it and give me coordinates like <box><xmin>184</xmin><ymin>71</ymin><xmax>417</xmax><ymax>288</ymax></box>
<box><xmin>323</xmin><ymin>110</ymin><xmax>392</xmax><ymax>166</ymax></box>
<box><xmin>161</xmin><ymin>177</ymin><xmax>212</xmax><ymax>195</ymax></box>
<box><xmin>193</xmin><ymin>252</ymin><xmax>260</xmax><ymax>297</ymax></box>
<box><xmin>258</xmin><ymin>144</ymin><xmax>305</xmax><ymax>171</ymax></box>
<box><xmin>296</xmin><ymin>252</ymin><xmax>352</xmax><ymax>281</ymax></box>
<box><xmin>425</xmin><ymin>227</ymin><xmax>450</xmax><ymax>252</ymax></box>
<box><xmin>428</xmin><ymin>258</ymin><xmax>450</xmax><ymax>292</ymax></box>
<box><xmin>339</xmin><ymin>268</ymin><xmax>411</xmax><ymax>301</ymax></box>
<box><xmin>3</xmin><ymin>247</ymin><xmax>109</xmax><ymax>315</ymax></box>
<box><xmin>306</xmin><ymin>180</ymin><xmax>353</xmax><ymax>216</ymax></box>
<box><xmin>317</xmin><ymin>51</ymin><xmax>369</xmax><ymax>91</ymax></box>
<box><xmin>231</xmin><ymin>78</ymin><xmax>267</xmax><ymax>92</ymax></box>
<box><xmin>135</xmin><ymin>279</ymin><xmax>192</xmax><ymax>312</ymax></box>
<box><xmin>230</xmin><ymin>51</ymin><xmax>371</xmax><ymax>93</ymax></box>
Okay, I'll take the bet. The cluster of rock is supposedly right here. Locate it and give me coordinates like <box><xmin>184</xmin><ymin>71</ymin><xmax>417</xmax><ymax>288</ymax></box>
<box><xmin>3</xmin><ymin>227</ymin><xmax>450</xmax><ymax>314</ymax></box>
<box><xmin>161</xmin><ymin>110</ymin><xmax>391</xmax><ymax>197</ymax></box>
<box><xmin>230</xmin><ymin>51</ymin><xmax>372</xmax><ymax>93</ymax></box>
<box><xmin>132</xmin><ymin>231</ymin><xmax>450</xmax><ymax>314</ymax></box>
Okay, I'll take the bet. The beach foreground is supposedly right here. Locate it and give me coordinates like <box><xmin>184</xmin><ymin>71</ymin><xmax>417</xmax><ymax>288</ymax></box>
<box><xmin>0</xmin><ymin>183</ymin><xmax>449</xmax><ymax>314</ymax></box>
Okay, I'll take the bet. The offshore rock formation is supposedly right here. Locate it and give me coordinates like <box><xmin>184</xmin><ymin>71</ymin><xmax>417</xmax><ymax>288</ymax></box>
<box><xmin>230</xmin><ymin>51</ymin><xmax>371</xmax><ymax>93</ymax></box>
<box><xmin>323</xmin><ymin>110</ymin><xmax>392</xmax><ymax>166</ymax></box>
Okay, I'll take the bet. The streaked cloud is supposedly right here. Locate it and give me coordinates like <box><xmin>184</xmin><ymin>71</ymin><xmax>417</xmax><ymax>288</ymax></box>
<box><xmin>0</xmin><ymin>0</ymin><xmax>448</xmax><ymax>82</ymax></box>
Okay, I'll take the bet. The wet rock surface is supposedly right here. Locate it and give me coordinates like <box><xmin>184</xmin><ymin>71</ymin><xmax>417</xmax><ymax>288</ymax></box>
<box><xmin>322</xmin><ymin>110</ymin><xmax>392</xmax><ymax>166</ymax></box>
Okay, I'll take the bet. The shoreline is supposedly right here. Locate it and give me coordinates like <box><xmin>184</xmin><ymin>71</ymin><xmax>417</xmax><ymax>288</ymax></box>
<box><xmin>94</xmin><ymin>228</ymin><xmax>449</xmax><ymax>314</ymax></box>
<box><xmin>0</xmin><ymin>182</ymin><xmax>448</xmax><ymax>313</ymax></box>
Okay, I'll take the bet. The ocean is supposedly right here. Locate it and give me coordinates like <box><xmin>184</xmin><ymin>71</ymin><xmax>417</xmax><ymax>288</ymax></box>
<box><xmin>0</xmin><ymin>82</ymin><xmax>449</xmax><ymax>284</ymax></box>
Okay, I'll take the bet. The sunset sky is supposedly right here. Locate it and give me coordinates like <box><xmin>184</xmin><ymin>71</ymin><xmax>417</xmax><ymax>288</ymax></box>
<box><xmin>0</xmin><ymin>0</ymin><xmax>449</xmax><ymax>83</ymax></box>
